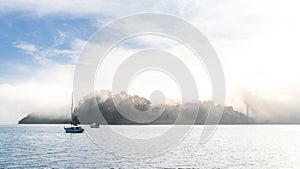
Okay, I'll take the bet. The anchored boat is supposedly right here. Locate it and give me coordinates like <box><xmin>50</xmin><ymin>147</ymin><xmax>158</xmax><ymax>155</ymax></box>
<box><xmin>64</xmin><ymin>93</ymin><xmax>84</xmax><ymax>133</ymax></box>
<box><xmin>90</xmin><ymin>123</ymin><xmax>100</xmax><ymax>128</ymax></box>
<box><xmin>64</xmin><ymin>122</ymin><xmax>84</xmax><ymax>133</ymax></box>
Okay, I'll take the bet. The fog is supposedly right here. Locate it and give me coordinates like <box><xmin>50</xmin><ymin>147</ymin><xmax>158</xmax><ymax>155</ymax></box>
<box><xmin>234</xmin><ymin>87</ymin><xmax>300</xmax><ymax>123</ymax></box>
<box><xmin>74</xmin><ymin>90</ymin><xmax>250</xmax><ymax>125</ymax></box>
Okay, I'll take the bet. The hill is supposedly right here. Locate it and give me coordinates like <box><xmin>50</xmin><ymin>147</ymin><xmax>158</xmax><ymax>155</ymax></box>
<box><xmin>19</xmin><ymin>90</ymin><xmax>253</xmax><ymax>124</ymax></box>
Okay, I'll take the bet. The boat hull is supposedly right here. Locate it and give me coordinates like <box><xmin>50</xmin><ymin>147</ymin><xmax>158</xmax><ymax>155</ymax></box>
<box><xmin>64</xmin><ymin>127</ymin><xmax>84</xmax><ymax>133</ymax></box>
<box><xmin>90</xmin><ymin>123</ymin><xmax>100</xmax><ymax>128</ymax></box>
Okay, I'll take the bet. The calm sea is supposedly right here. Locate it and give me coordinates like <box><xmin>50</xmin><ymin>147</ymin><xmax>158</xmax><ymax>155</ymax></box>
<box><xmin>1</xmin><ymin>125</ymin><xmax>300</xmax><ymax>168</ymax></box>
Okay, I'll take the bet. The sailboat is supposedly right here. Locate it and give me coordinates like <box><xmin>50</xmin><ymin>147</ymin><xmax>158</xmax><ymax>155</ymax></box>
<box><xmin>64</xmin><ymin>93</ymin><xmax>84</xmax><ymax>133</ymax></box>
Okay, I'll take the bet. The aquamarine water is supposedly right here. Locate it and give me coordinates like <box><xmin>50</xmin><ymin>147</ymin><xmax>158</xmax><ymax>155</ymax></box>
<box><xmin>1</xmin><ymin>125</ymin><xmax>300</xmax><ymax>168</ymax></box>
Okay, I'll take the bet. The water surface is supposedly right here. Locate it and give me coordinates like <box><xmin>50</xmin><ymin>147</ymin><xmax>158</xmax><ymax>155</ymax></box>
<box><xmin>1</xmin><ymin>125</ymin><xmax>300</xmax><ymax>168</ymax></box>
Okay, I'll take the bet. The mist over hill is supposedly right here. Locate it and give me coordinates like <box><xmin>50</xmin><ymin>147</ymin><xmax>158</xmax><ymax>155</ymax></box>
<box><xmin>18</xmin><ymin>112</ymin><xmax>71</xmax><ymax>124</ymax></box>
<box><xmin>19</xmin><ymin>90</ymin><xmax>253</xmax><ymax>124</ymax></box>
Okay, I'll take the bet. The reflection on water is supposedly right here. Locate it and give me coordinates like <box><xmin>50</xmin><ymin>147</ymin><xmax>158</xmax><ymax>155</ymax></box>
<box><xmin>0</xmin><ymin>125</ymin><xmax>300</xmax><ymax>168</ymax></box>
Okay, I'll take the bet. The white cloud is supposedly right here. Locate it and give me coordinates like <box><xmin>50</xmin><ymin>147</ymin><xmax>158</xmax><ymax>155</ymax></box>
<box><xmin>0</xmin><ymin>63</ymin><xmax>74</xmax><ymax>124</ymax></box>
<box><xmin>1</xmin><ymin>35</ymin><xmax>87</xmax><ymax>124</ymax></box>
<box><xmin>13</xmin><ymin>40</ymin><xmax>52</xmax><ymax>65</ymax></box>
<box><xmin>13</xmin><ymin>38</ymin><xmax>84</xmax><ymax>65</ymax></box>
<box><xmin>0</xmin><ymin>0</ymin><xmax>191</xmax><ymax>19</ymax></box>
<box><xmin>13</xmin><ymin>41</ymin><xmax>37</xmax><ymax>53</ymax></box>
<box><xmin>52</xmin><ymin>31</ymin><xmax>67</xmax><ymax>47</ymax></box>
<box><xmin>176</xmin><ymin>0</ymin><xmax>300</xmax><ymax>116</ymax></box>
<box><xmin>93</xmin><ymin>34</ymin><xmax>212</xmax><ymax>103</ymax></box>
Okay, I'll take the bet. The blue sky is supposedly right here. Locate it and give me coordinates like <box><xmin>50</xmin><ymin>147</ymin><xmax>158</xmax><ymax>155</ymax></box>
<box><xmin>0</xmin><ymin>12</ymin><xmax>97</xmax><ymax>81</ymax></box>
<box><xmin>1</xmin><ymin>0</ymin><xmax>300</xmax><ymax>124</ymax></box>
<box><xmin>0</xmin><ymin>0</ymin><xmax>191</xmax><ymax>83</ymax></box>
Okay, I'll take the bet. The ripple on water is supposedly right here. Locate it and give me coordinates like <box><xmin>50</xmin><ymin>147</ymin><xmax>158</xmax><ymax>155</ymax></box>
<box><xmin>0</xmin><ymin>125</ymin><xmax>300</xmax><ymax>168</ymax></box>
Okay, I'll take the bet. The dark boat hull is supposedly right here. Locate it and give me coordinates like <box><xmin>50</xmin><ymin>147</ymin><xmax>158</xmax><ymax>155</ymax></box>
<box><xmin>64</xmin><ymin>126</ymin><xmax>84</xmax><ymax>133</ymax></box>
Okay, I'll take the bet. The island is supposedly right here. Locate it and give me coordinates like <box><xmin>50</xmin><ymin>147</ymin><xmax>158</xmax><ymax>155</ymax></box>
<box><xmin>19</xmin><ymin>90</ymin><xmax>253</xmax><ymax>124</ymax></box>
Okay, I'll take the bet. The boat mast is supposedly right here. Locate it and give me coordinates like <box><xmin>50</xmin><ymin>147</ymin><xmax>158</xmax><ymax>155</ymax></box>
<box><xmin>71</xmin><ymin>92</ymin><xmax>73</xmax><ymax>116</ymax></box>
<box><xmin>70</xmin><ymin>92</ymin><xmax>75</xmax><ymax>125</ymax></box>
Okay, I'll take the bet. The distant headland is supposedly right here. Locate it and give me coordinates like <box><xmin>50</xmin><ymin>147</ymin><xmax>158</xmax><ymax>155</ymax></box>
<box><xmin>19</xmin><ymin>113</ymin><xmax>71</xmax><ymax>124</ymax></box>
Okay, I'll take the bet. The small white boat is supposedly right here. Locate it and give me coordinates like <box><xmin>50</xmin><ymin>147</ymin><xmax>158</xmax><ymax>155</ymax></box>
<box><xmin>90</xmin><ymin>123</ymin><xmax>100</xmax><ymax>128</ymax></box>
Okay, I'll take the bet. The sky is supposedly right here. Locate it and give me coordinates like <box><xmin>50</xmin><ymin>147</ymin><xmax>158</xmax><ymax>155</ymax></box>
<box><xmin>1</xmin><ymin>0</ymin><xmax>300</xmax><ymax>124</ymax></box>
